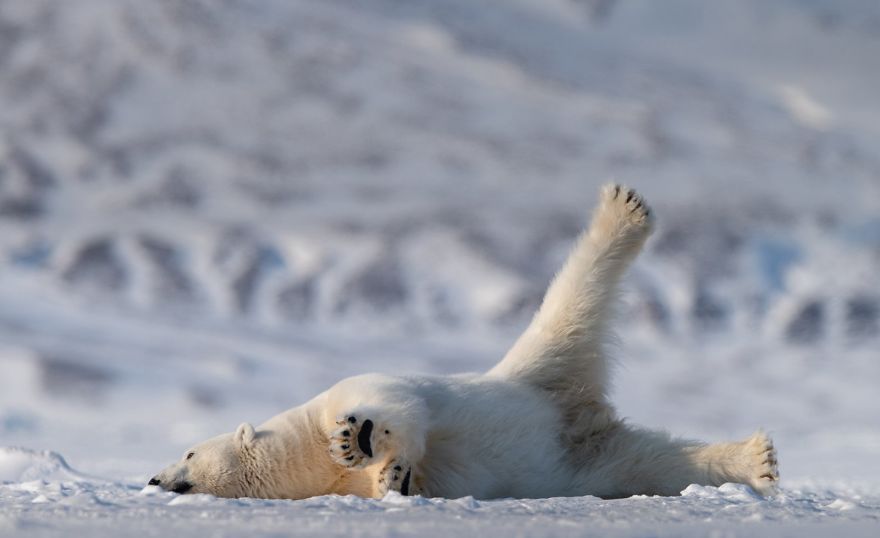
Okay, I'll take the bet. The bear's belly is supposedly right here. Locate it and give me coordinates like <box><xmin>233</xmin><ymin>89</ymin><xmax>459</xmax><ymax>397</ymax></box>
<box><xmin>415</xmin><ymin>378</ymin><xmax>572</xmax><ymax>499</ymax></box>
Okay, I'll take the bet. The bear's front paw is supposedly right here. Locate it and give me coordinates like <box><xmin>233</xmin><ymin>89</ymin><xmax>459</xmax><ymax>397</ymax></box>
<box><xmin>378</xmin><ymin>459</ymin><xmax>415</xmax><ymax>497</ymax></box>
<box><xmin>329</xmin><ymin>415</ymin><xmax>377</xmax><ymax>468</ymax></box>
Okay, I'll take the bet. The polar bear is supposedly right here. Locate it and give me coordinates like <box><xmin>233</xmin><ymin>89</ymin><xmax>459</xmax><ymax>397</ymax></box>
<box><xmin>149</xmin><ymin>185</ymin><xmax>779</xmax><ymax>500</ymax></box>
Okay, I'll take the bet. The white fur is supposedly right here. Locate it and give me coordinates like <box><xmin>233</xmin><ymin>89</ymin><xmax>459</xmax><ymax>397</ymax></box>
<box><xmin>151</xmin><ymin>185</ymin><xmax>779</xmax><ymax>500</ymax></box>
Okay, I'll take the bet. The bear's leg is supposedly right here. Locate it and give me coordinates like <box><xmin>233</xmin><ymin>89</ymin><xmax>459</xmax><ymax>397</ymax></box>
<box><xmin>581</xmin><ymin>426</ymin><xmax>779</xmax><ymax>497</ymax></box>
<box><xmin>489</xmin><ymin>185</ymin><xmax>653</xmax><ymax>427</ymax></box>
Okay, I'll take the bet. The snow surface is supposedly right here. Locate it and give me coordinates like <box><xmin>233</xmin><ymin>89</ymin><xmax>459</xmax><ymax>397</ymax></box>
<box><xmin>2</xmin><ymin>447</ymin><xmax>879</xmax><ymax>538</ymax></box>
<box><xmin>1</xmin><ymin>0</ymin><xmax>879</xmax><ymax>535</ymax></box>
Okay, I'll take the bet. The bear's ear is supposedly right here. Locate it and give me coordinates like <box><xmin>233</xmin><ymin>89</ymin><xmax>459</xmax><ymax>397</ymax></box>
<box><xmin>234</xmin><ymin>422</ymin><xmax>256</xmax><ymax>449</ymax></box>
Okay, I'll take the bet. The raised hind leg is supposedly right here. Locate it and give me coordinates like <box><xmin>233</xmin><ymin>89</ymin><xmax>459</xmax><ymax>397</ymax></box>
<box><xmin>488</xmin><ymin>184</ymin><xmax>653</xmax><ymax>427</ymax></box>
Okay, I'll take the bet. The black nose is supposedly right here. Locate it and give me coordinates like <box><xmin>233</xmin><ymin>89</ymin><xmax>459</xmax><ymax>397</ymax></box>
<box><xmin>148</xmin><ymin>477</ymin><xmax>161</xmax><ymax>486</ymax></box>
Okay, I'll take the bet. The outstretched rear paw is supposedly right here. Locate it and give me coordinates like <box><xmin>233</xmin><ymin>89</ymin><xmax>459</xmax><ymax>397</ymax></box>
<box><xmin>601</xmin><ymin>183</ymin><xmax>652</xmax><ymax>227</ymax></box>
<box><xmin>585</xmin><ymin>184</ymin><xmax>654</xmax><ymax>255</ymax></box>
<box><xmin>743</xmin><ymin>431</ymin><xmax>779</xmax><ymax>496</ymax></box>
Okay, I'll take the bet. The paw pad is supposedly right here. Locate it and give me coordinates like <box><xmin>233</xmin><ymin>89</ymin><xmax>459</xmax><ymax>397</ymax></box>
<box><xmin>378</xmin><ymin>459</ymin><xmax>414</xmax><ymax>496</ymax></box>
<box><xmin>329</xmin><ymin>415</ymin><xmax>375</xmax><ymax>467</ymax></box>
<box><xmin>602</xmin><ymin>183</ymin><xmax>652</xmax><ymax>226</ymax></box>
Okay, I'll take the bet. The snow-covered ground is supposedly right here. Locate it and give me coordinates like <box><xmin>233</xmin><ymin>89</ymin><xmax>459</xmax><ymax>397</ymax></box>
<box><xmin>2</xmin><ymin>448</ymin><xmax>879</xmax><ymax>538</ymax></box>
<box><xmin>1</xmin><ymin>0</ymin><xmax>879</xmax><ymax>535</ymax></box>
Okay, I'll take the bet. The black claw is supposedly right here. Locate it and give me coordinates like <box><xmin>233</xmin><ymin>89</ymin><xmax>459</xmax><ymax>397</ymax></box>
<box><xmin>626</xmin><ymin>190</ymin><xmax>635</xmax><ymax>203</ymax></box>
<box><xmin>357</xmin><ymin>419</ymin><xmax>374</xmax><ymax>458</ymax></box>
<box><xmin>613</xmin><ymin>185</ymin><xmax>620</xmax><ymax>199</ymax></box>
<box><xmin>400</xmin><ymin>469</ymin><xmax>411</xmax><ymax>496</ymax></box>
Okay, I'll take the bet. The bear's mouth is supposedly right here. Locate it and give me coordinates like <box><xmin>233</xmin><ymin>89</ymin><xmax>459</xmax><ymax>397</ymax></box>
<box><xmin>172</xmin><ymin>482</ymin><xmax>193</xmax><ymax>494</ymax></box>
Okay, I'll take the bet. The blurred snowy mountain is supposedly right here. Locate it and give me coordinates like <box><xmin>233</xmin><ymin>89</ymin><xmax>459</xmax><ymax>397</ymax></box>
<box><xmin>1</xmin><ymin>0</ymin><xmax>878</xmax><ymax>335</ymax></box>
<box><xmin>0</xmin><ymin>0</ymin><xmax>878</xmax><ymax>483</ymax></box>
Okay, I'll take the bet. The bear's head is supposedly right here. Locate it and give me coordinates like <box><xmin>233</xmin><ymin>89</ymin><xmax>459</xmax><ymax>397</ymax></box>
<box><xmin>148</xmin><ymin>422</ymin><xmax>259</xmax><ymax>498</ymax></box>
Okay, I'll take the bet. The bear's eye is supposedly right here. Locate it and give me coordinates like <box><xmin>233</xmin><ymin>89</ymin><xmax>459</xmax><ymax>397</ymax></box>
<box><xmin>186</xmin><ymin>452</ymin><xmax>195</xmax><ymax>460</ymax></box>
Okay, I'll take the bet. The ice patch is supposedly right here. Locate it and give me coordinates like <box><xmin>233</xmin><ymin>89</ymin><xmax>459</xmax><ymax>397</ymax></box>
<box><xmin>139</xmin><ymin>485</ymin><xmax>167</xmax><ymax>496</ymax></box>
<box><xmin>717</xmin><ymin>483</ymin><xmax>763</xmax><ymax>502</ymax></box>
<box><xmin>827</xmin><ymin>499</ymin><xmax>857</xmax><ymax>511</ymax></box>
<box><xmin>680</xmin><ymin>483</ymin><xmax>761</xmax><ymax>502</ymax></box>
<box><xmin>168</xmin><ymin>493</ymin><xmax>219</xmax><ymax>506</ymax></box>
<box><xmin>0</xmin><ymin>447</ymin><xmax>90</xmax><ymax>483</ymax></box>
<box><xmin>453</xmin><ymin>496</ymin><xmax>481</xmax><ymax>510</ymax></box>
<box><xmin>680</xmin><ymin>484</ymin><xmax>717</xmax><ymax>498</ymax></box>
<box><xmin>381</xmin><ymin>491</ymin><xmax>432</xmax><ymax>507</ymax></box>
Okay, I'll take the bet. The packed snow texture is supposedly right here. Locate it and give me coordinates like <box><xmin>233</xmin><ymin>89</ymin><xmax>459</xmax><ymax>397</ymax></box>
<box><xmin>1</xmin><ymin>448</ymin><xmax>878</xmax><ymax>538</ymax></box>
<box><xmin>1</xmin><ymin>0</ymin><xmax>879</xmax><ymax>535</ymax></box>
